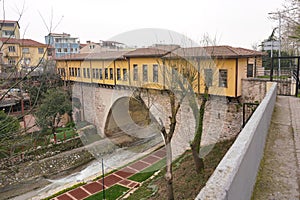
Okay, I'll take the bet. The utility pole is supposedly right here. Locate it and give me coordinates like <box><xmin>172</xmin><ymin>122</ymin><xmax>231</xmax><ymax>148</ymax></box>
<box><xmin>269</xmin><ymin>7</ymin><xmax>297</xmax><ymax>77</ymax></box>
<box><xmin>278</xmin><ymin>12</ymin><xmax>281</xmax><ymax>77</ymax></box>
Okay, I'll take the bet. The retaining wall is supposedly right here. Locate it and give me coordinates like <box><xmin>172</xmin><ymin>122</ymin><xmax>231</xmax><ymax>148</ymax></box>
<box><xmin>196</xmin><ymin>83</ymin><xmax>277</xmax><ymax>200</ymax></box>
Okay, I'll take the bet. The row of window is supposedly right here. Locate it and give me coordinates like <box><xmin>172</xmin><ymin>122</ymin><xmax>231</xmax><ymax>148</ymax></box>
<box><xmin>133</xmin><ymin>64</ymin><xmax>159</xmax><ymax>82</ymax></box>
<box><xmin>59</xmin><ymin>65</ymin><xmax>228</xmax><ymax>88</ymax></box>
<box><xmin>8</xmin><ymin>46</ymin><xmax>44</xmax><ymax>54</ymax></box>
<box><xmin>56</xmin><ymin>48</ymin><xmax>78</xmax><ymax>53</ymax></box>
<box><xmin>64</xmin><ymin>64</ymin><xmax>160</xmax><ymax>83</ymax></box>
<box><xmin>67</xmin><ymin>67</ymin><xmax>129</xmax><ymax>81</ymax></box>
<box><xmin>203</xmin><ymin>68</ymin><xmax>227</xmax><ymax>87</ymax></box>
<box><xmin>7</xmin><ymin>57</ymin><xmax>45</xmax><ymax>66</ymax></box>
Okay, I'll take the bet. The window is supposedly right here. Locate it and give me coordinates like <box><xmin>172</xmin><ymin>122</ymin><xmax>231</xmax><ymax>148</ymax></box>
<box><xmin>123</xmin><ymin>69</ymin><xmax>128</xmax><ymax>81</ymax></box>
<box><xmin>219</xmin><ymin>69</ymin><xmax>228</xmax><ymax>87</ymax></box>
<box><xmin>204</xmin><ymin>69</ymin><xmax>213</xmax><ymax>87</ymax></box>
<box><xmin>109</xmin><ymin>68</ymin><xmax>113</xmax><ymax>80</ymax></box>
<box><xmin>92</xmin><ymin>69</ymin><xmax>96</xmax><ymax>79</ymax></box>
<box><xmin>95</xmin><ymin>69</ymin><xmax>99</xmax><ymax>79</ymax></box>
<box><xmin>58</xmin><ymin>68</ymin><xmax>62</xmax><ymax>76</ymax></box>
<box><xmin>105</xmin><ymin>68</ymin><xmax>108</xmax><ymax>79</ymax></box>
<box><xmin>24</xmin><ymin>58</ymin><xmax>31</xmax><ymax>65</ymax></box>
<box><xmin>22</xmin><ymin>48</ymin><xmax>29</xmax><ymax>54</ymax></box>
<box><xmin>39</xmin><ymin>58</ymin><xmax>45</xmax><ymax>63</ymax></box>
<box><xmin>117</xmin><ymin>68</ymin><xmax>121</xmax><ymax>80</ymax></box>
<box><xmin>83</xmin><ymin>68</ymin><xmax>87</xmax><ymax>78</ymax></box>
<box><xmin>143</xmin><ymin>65</ymin><xmax>148</xmax><ymax>81</ymax></box>
<box><xmin>63</xmin><ymin>48</ymin><xmax>68</xmax><ymax>53</ymax></box>
<box><xmin>99</xmin><ymin>68</ymin><xmax>103</xmax><ymax>79</ymax></box>
<box><xmin>57</xmin><ymin>48</ymin><xmax>62</xmax><ymax>53</ymax></box>
<box><xmin>8</xmin><ymin>58</ymin><xmax>16</xmax><ymax>65</ymax></box>
<box><xmin>38</xmin><ymin>48</ymin><xmax>44</xmax><ymax>54</ymax></box>
<box><xmin>172</xmin><ymin>67</ymin><xmax>178</xmax><ymax>82</ymax></box>
<box><xmin>153</xmin><ymin>64</ymin><xmax>158</xmax><ymax>82</ymax></box>
<box><xmin>247</xmin><ymin>64</ymin><xmax>253</xmax><ymax>78</ymax></box>
<box><xmin>77</xmin><ymin>68</ymin><xmax>81</xmax><ymax>77</ymax></box>
<box><xmin>87</xmin><ymin>68</ymin><xmax>90</xmax><ymax>78</ymax></box>
<box><xmin>2</xmin><ymin>30</ymin><xmax>14</xmax><ymax>37</ymax></box>
<box><xmin>74</xmin><ymin>68</ymin><xmax>78</xmax><ymax>77</ymax></box>
<box><xmin>133</xmin><ymin>64</ymin><xmax>138</xmax><ymax>81</ymax></box>
<box><xmin>8</xmin><ymin>46</ymin><xmax>16</xmax><ymax>52</ymax></box>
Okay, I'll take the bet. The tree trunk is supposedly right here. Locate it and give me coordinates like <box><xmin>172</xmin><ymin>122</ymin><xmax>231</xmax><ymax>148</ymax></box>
<box><xmin>191</xmin><ymin>87</ymin><xmax>208</xmax><ymax>173</ymax></box>
<box><xmin>165</xmin><ymin>138</ymin><xmax>175</xmax><ymax>200</ymax></box>
<box><xmin>191</xmin><ymin>143</ymin><xmax>204</xmax><ymax>173</ymax></box>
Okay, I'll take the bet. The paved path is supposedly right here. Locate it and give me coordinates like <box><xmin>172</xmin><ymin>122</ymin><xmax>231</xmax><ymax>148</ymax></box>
<box><xmin>252</xmin><ymin>96</ymin><xmax>300</xmax><ymax>200</ymax></box>
<box><xmin>53</xmin><ymin>148</ymin><xmax>166</xmax><ymax>200</ymax></box>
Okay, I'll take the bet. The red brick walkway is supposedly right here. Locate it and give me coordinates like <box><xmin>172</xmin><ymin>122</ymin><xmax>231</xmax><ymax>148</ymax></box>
<box><xmin>54</xmin><ymin>147</ymin><xmax>166</xmax><ymax>200</ymax></box>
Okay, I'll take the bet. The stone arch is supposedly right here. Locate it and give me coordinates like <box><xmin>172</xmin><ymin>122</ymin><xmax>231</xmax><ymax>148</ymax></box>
<box><xmin>104</xmin><ymin>96</ymin><xmax>160</xmax><ymax>146</ymax></box>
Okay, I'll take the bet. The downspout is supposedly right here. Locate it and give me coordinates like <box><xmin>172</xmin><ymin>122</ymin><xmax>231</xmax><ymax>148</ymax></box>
<box><xmin>90</xmin><ymin>60</ymin><xmax>92</xmax><ymax>83</ymax></box>
<box><xmin>235</xmin><ymin>58</ymin><xmax>238</xmax><ymax>97</ymax></box>
<box><xmin>163</xmin><ymin>58</ymin><xmax>166</xmax><ymax>90</ymax></box>
<box><xmin>113</xmin><ymin>60</ymin><xmax>116</xmax><ymax>86</ymax></box>
<box><xmin>254</xmin><ymin>56</ymin><xmax>257</xmax><ymax>78</ymax></box>
<box><xmin>128</xmin><ymin>57</ymin><xmax>131</xmax><ymax>86</ymax></box>
<box><xmin>197</xmin><ymin>57</ymin><xmax>200</xmax><ymax>94</ymax></box>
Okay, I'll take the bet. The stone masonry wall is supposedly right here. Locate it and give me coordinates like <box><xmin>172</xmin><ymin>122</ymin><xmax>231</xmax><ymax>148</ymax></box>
<box><xmin>242</xmin><ymin>78</ymin><xmax>293</xmax><ymax>103</ymax></box>
<box><xmin>72</xmin><ymin>84</ymin><xmax>242</xmax><ymax>153</ymax></box>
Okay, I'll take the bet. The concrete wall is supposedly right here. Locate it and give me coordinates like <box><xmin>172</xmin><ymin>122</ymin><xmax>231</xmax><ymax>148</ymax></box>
<box><xmin>196</xmin><ymin>82</ymin><xmax>277</xmax><ymax>200</ymax></box>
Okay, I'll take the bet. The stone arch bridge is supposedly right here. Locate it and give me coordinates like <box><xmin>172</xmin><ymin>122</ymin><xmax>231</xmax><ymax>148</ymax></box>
<box><xmin>72</xmin><ymin>82</ymin><xmax>241</xmax><ymax>155</ymax></box>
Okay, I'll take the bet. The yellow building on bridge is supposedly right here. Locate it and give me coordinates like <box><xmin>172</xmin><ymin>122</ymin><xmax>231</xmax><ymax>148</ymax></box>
<box><xmin>56</xmin><ymin>45</ymin><xmax>265</xmax><ymax>97</ymax></box>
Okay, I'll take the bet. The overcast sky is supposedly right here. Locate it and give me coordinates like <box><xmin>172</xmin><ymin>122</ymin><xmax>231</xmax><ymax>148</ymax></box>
<box><xmin>4</xmin><ymin>0</ymin><xmax>286</xmax><ymax>49</ymax></box>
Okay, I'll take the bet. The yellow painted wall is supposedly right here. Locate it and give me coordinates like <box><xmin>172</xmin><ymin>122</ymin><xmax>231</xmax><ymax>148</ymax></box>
<box><xmin>237</xmin><ymin>58</ymin><xmax>248</xmax><ymax>97</ymax></box>
<box><xmin>56</xmin><ymin>55</ymin><xmax>262</xmax><ymax>97</ymax></box>
<box><xmin>2</xmin><ymin>43</ymin><xmax>20</xmax><ymax>58</ymax></box>
<box><xmin>22</xmin><ymin>45</ymin><xmax>48</xmax><ymax>67</ymax></box>
<box><xmin>115</xmin><ymin>60</ymin><xmax>129</xmax><ymax>85</ymax></box>
<box><xmin>128</xmin><ymin>57</ymin><xmax>164</xmax><ymax>89</ymax></box>
<box><xmin>1</xmin><ymin>42</ymin><xmax>48</xmax><ymax>71</ymax></box>
<box><xmin>0</xmin><ymin>24</ymin><xmax>20</xmax><ymax>39</ymax></box>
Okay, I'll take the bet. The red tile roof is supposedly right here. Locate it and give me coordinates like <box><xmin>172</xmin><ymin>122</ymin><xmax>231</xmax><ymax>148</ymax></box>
<box><xmin>0</xmin><ymin>38</ymin><xmax>47</xmax><ymax>47</ymax></box>
<box><xmin>124</xmin><ymin>47</ymin><xmax>170</xmax><ymax>57</ymax></box>
<box><xmin>0</xmin><ymin>20</ymin><xmax>20</xmax><ymax>28</ymax></box>
<box><xmin>166</xmin><ymin>46</ymin><xmax>266</xmax><ymax>58</ymax></box>
<box><xmin>56</xmin><ymin>51</ymin><xmax>128</xmax><ymax>61</ymax></box>
<box><xmin>55</xmin><ymin>45</ymin><xmax>266</xmax><ymax>61</ymax></box>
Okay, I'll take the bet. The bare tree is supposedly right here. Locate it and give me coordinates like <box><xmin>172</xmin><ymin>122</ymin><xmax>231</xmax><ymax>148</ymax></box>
<box><xmin>0</xmin><ymin>1</ymin><xmax>63</xmax><ymax>158</ymax></box>
<box><xmin>269</xmin><ymin>0</ymin><xmax>300</xmax><ymax>54</ymax></box>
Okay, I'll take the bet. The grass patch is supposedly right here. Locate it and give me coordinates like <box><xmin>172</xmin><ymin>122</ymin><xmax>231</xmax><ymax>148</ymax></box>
<box><xmin>84</xmin><ymin>184</ymin><xmax>129</xmax><ymax>200</ymax></box>
<box><xmin>125</xmin><ymin>138</ymin><xmax>235</xmax><ymax>200</ymax></box>
<box><xmin>128</xmin><ymin>158</ymin><xmax>166</xmax><ymax>182</ymax></box>
<box><xmin>42</xmin><ymin>182</ymin><xmax>86</xmax><ymax>200</ymax></box>
<box><xmin>50</xmin><ymin>129</ymin><xmax>77</xmax><ymax>141</ymax></box>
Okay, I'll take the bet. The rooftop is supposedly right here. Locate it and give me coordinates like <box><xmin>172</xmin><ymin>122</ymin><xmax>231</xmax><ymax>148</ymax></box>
<box><xmin>56</xmin><ymin>50</ymin><xmax>128</xmax><ymax>60</ymax></box>
<box><xmin>166</xmin><ymin>46</ymin><xmax>267</xmax><ymax>59</ymax></box>
<box><xmin>0</xmin><ymin>38</ymin><xmax>48</xmax><ymax>47</ymax></box>
<box><xmin>56</xmin><ymin>45</ymin><xmax>267</xmax><ymax>60</ymax></box>
<box><xmin>0</xmin><ymin>20</ymin><xmax>20</xmax><ymax>28</ymax></box>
